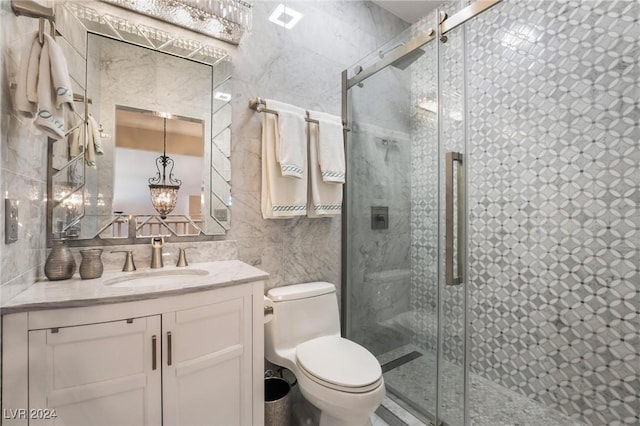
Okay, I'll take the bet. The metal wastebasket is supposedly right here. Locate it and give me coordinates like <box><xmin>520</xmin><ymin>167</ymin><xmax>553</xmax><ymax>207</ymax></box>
<box><xmin>265</xmin><ymin>376</ymin><xmax>291</xmax><ymax>426</ymax></box>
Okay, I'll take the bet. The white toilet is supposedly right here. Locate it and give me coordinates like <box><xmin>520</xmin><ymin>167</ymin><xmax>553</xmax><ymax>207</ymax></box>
<box><xmin>264</xmin><ymin>282</ymin><xmax>385</xmax><ymax>426</ymax></box>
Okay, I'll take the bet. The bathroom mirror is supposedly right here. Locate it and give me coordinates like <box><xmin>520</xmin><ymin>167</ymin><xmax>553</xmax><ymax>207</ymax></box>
<box><xmin>48</xmin><ymin>2</ymin><xmax>233</xmax><ymax>246</ymax></box>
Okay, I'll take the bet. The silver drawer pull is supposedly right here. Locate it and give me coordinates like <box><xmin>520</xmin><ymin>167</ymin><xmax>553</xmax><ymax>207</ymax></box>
<box><xmin>152</xmin><ymin>335</ymin><xmax>158</xmax><ymax>370</ymax></box>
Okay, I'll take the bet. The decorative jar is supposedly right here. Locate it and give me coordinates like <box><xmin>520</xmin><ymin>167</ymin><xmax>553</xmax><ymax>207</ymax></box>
<box><xmin>44</xmin><ymin>240</ymin><xmax>76</xmax><ymax>281</ymax></box>
<box><xmin>79</xmin><ymin>249</ymin><xmax>104</xmax><ymax>279</ymax></box>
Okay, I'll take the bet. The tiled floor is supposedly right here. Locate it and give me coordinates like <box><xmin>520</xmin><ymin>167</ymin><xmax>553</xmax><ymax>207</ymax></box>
<box><xmin>378</xmin><ymin>344</ymin><xmax>586</xmax><ymax>426</ymax></box>
<box><xmin>372</xmin><ymin>413</ymin><xmax>391</xmax><ymax>426</ymax></box>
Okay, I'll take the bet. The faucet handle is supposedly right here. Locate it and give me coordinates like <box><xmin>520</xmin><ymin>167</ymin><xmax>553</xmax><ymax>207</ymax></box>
<box><xmin>176</xmin><ymin>247</ymin><xmax>195</xmax><ymax>267</ymax></box>
<box><xmin>111</xmin><ymin>250</ymin><xmax>136</xmax><ymax>272</ymax></box>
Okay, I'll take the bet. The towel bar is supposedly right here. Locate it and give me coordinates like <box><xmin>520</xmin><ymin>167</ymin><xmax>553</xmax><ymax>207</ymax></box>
<box><xmin>249</xmin><ymin>97</ymin><xmax>352</xmax><ymax>131</ymax></box>
<box><xmin>249</xmin><ymin>97</ymin><xmax>320</xmax><ymax>124</ymax></box>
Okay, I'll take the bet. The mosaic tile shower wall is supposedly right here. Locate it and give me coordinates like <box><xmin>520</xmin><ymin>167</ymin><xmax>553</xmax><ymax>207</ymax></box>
<box><xmin>466</xmin><ymin>1</ymin><xmax>639</xmax><ymax>425</ymax></box>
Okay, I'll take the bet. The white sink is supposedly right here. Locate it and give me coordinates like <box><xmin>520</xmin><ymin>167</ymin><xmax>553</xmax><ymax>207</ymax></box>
<box><xmin>103</xmin><ymin>269</ymin><xmax>209</xmax><ymax>287</ymax></box>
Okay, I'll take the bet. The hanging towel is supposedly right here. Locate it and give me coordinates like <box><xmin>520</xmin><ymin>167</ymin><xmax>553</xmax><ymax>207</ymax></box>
<box><xmin>69</xmin><ymin>114</ymin><xmax>104</xmax><ymax>167</ymax></box>
<box><xmin>261</xmin><ymin>103</ymin><xmax>307</xmax><ymax>219</ymax></box>
<box><xmin>88</xmin><ymin>114</ymin><xmax>104</xmax><ymax>155</ymax></box>
<box><xmin>265</xmin><ymin>99</ymin><xmax>307</xmax><ymax>179</ymax></box>
<box><xmin>45</xmin><ymin>33</ymin><xmax>74</xmax><ymax>109</ymax></box>
<box><xmin>307</xmin><ymin>117</ymin><xmax>343</xmax><ymax>217</ymax></box>
<box><xmin>308</xmin><ymin>110</ymin><xmax>345</xmax><ymax>184</ymax></box>
<box><xmin>34</xmin><ymin>33</ymin><xmax>75</xmax><ymax>140</ymax></box>
<box><xmin>15</xmin><ymin>31</ymin><xmax>41</xmax><ymax>118</ymax></box>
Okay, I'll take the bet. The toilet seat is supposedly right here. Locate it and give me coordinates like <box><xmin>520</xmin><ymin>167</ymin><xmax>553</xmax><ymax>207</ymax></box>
<box><xmin>296</xmin><ymin>336</ymin><xmax>382</xmax><ymax>393</ymax></box>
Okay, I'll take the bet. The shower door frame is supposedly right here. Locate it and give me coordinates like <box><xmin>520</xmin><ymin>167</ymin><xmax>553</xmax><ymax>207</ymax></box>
<box><xmin>340</xmin><ymin>1</ymin><xmax>502</xmax><ymax>425</ymax></box>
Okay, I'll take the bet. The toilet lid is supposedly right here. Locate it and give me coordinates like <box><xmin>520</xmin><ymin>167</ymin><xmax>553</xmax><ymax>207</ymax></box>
<box><xmin>296</xmin><ymin>336</ymin><xmax>382</xmax><ymax>390</ymax></box>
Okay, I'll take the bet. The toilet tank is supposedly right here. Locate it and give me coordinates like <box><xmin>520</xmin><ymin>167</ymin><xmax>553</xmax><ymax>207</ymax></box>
<box><xmin>265</xmin><ymin>282</ymin><xmax>340</xmax><ymax>364</ymax></box>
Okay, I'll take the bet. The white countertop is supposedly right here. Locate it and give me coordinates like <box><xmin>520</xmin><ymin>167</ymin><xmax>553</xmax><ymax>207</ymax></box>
<box><xmin>1</xmin><ymin>260</ymin><xmax>269</xmax><ymax>314</ymax></box>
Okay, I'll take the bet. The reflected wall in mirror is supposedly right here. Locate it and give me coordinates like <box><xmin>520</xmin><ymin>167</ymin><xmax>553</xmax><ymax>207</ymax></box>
<box><xmin>114</xmin><ymin>107</ymin><xmax>205</xmax><ymax>236</ymax></box>
<box><xmin>49</xmin><ymin>13</ymin><xmax>232</xmax><ymax>245</ymax></box>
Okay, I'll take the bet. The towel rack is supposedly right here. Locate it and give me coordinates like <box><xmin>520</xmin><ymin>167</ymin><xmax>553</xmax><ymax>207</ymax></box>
<box><xmin>249</xmin><ymin>97</ymin><xmax>320</xmax><ymax>125</ymax></box>
<box><xmin>249</xmin><ymin>97</ymin><xmax>351</xmax><ymax>132</ymax></box>
<box><xmin>11</xmin><ymin>0</ymin><xmax>56</xmax><ymax>43</ymax></box>
<box><xmin>73</xmin><ymin>93</ymin><xmax>93</xmax><ymax>105</ymax></box>
<box><xmin>11</xmin><ymin>0</ymin><xmax>54</xmax><ymax>21</ymax></box>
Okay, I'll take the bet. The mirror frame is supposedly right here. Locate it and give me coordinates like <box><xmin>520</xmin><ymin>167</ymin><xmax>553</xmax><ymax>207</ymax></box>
<box><xmin>47</xmin><ymin>2</ymin><xmax>233</xmax><ymax>247</ymax></box>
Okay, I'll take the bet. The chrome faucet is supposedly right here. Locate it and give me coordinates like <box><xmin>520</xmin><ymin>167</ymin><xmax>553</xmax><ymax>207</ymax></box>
<box><xmin>150</xmin><ymin>237</ymin><xmax>164</xmax><ymax>268</ymax></box>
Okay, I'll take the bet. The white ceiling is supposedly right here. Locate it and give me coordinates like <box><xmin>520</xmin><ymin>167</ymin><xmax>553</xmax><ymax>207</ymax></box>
<box><xmin>372</xmin><ymin>0</ymin><xmax>440</xmax><ymax>23</ymax></box>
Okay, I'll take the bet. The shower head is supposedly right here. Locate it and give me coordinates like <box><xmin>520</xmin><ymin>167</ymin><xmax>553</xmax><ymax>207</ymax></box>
<box><xmin>353</xmin><ymin>43</ymin><xmax>426</xmax><ymax>89</ymax></box>
<box><xmin>390</xmin><ymin>48</ymin><xmax>425</xmax><ymax>70</ymax></box>
<box><xmin>378</xmin><ymin>42</ymin><xmax>426</xmax><ymax>71</ymax></box>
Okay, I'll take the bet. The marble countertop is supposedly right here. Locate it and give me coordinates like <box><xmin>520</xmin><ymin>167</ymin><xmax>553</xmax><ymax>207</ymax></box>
<box><xmin>1</xmin><ymin>260</ymin><xmax>269</xmax><ymax>314</ymax></box>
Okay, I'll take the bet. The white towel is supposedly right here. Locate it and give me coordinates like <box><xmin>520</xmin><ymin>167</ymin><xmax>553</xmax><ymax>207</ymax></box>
<box><xmin>69</xmin><ymin>114</ymin><xmax>104</xmax><ymax>167</ymax></box>
<box><xmin>261</xmin><ymin>108</ymin><xmax>307</xmax><ymax>218</ymax></box>
<box><xmin>34</xmin><ymin>33</ymin><xmax>75</xmax><ymax>140</ymax></box>
<box><xmin>307</xmin><ymin>119</ymin><xmax>343</xmax><ymax>217</ymax></box>
<box><xmin>88</xmin><ymin>114</ymin><xmax>104</xmax><ymax>154</ymax></box>
<box><xmin>34</xmin><ymin>40</ymin><xmax>64</xmax><ymax>139</ymax></box>
<box><xmin>15</xmin><ymin>31</ymin><xmax>41</xmax><ymax>118</ymax></box>
<box><xmin>45</xmin><ymin>34</ymin><xmax>74</xmax><ymax>110</ymax></box>
<box><xmin>16</xmin><ymin>32</ymin><xmax>75</xmax><ymax>140</ymax></box>
<box><xmin>308</xmin><ymin>110</ymin><xmax>345</xmax><ymax>184</ymax></box>
<box><xmin>265</xmin><ymin>99</ymin><xmax>307</xmax><ymax>179</ymax></box>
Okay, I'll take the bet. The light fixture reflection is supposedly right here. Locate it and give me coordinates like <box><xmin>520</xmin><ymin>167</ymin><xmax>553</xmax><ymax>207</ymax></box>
<box><xmin>149</xmin><ymin>118</ymin><xmax>182</xmax><ymax>219</ymax></box>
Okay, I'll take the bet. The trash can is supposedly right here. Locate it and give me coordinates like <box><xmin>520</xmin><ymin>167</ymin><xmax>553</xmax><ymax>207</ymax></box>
<box><xmin>265</xmin><ymin>376</ymin><xmax>291</xmax><ymax>426</ymax></box>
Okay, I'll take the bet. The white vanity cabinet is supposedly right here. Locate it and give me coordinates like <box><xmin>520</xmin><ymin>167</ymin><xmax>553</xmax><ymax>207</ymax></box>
<box><xmin>29</xmin><ymin>316</ymin><xmax>163</xmax><ymax>425</ymax></box>
<box><xmin>162</xmin><ymin>297</ymin><xmax>253</xmax><ymax>425</ymax></box>
<box><xmin>2</xmin><ymin>279</ymin><xmax>264</xmax><ymax>426</ymax></box>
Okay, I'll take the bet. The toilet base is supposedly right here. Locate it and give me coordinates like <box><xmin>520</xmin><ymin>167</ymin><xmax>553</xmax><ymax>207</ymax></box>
<box><xmin>319</xmin><ymin>412</ymin><xmax>372</xmax><ymax>426</ymax></box>
<box><xmin>296</xmin><ymin>369</ymin><xmax>384</xmax><ymax>426</ymax></box>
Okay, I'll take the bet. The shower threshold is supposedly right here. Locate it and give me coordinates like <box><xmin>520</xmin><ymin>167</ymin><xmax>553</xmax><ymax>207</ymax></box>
<box><xmin>380</xmin><ymin>350</ymin><xmax>446</xmax><ymax>426</ymax></box>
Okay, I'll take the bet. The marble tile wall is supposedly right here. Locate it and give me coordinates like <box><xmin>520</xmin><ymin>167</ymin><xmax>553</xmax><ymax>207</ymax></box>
<box><xmin>0</xmin><ymin>2</ymin><xmax>49</xmax><ymax>303</ymax></box>
<box><xmin>229</xmin><ymin>1</ymin><xmax>408</xmax><ymax>295</ymax></box>
<box><xmin>347</xmin><ymin>120</ymin><xmax>412</xmax><ymax>332</ymax></box>
<box><xmin>344</xmin><ymin>45</ymin><xmax>413</xmax><ymax>333</ymax></box>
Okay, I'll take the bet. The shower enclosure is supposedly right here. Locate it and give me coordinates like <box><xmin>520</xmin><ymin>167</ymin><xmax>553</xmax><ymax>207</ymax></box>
<box><xmin>342</xmin><ymin>1</ymin><xmax>639</xmax><ymax>425</ymax></box>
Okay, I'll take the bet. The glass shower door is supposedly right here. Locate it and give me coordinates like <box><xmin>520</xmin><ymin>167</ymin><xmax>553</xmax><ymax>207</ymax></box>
<box><xmin>344</xmin><ymin>17</ymin><xmax>468</xmax><ymax>425</ymax></box>
<box><xmin>437</xmin><ymin>20</ymin><xmax>468</xmax><ymax>426</ymax></box>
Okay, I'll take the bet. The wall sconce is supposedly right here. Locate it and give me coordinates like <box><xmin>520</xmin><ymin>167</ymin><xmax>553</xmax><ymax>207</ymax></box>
<box><xmin>149</xmin><ymin>117</ymin><xmax>181</xmax><ymax>218</ymax></box>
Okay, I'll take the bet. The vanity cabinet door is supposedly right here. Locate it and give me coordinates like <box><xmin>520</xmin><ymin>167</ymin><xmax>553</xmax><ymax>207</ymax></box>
<box><xmin>162</xmin><ymin>292</ymin><xmax>253</xmax><ymax>426</ymax></box>
<box><xmin>28</xmin><ymin>316</ymin><xmax>162</xmax><ymax>425</ymax></box>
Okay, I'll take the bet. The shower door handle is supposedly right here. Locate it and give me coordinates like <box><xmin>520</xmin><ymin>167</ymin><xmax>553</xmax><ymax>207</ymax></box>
<box><xmin>445</xmin><ymin>152</ymin><xmax>464</xmax><ymax>286</ymax></box>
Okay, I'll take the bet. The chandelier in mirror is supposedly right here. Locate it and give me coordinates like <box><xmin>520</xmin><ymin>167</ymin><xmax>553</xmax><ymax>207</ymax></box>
<box><xmin>101</xmin><ymin>0</ymin><xmax>252</xmax><ymax>44</ymax></box>
<box><xmin>149</xmin><ymin>118</ymin><xmax>182</xmax><ymax>218</ymax></box>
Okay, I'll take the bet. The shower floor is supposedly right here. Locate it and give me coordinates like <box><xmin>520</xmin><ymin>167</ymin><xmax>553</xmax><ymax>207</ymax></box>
<box><xmin>377</xmin><ymin>344</ymin><xmax>586</xmax><ymax>426</ymax></box>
